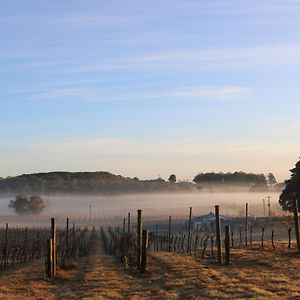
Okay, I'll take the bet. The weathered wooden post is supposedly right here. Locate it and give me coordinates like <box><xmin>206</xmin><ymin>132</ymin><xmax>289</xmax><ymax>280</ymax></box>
<box><xmin>23</xmin><ymin>227</ymin><xmax>28</xmax><ymax>262</ymax></box>
<box><xmin>271</xmin><ymin>230</ymin><xmax>275</xmax><ymax>249</ymax></box>
<box><xmin>288</xmin><ymin>227</ymin><xmax>292</xmax><ymax>249</ymax></box>
<box><xmin>72</xmin><ymin>223</ymin><xmax>76</xmax><ymax>255</ymax></box>
<box><xmin>89</xmin><ymin>204</ymin><xmax>92</xmax><ymax>225</ymax></box>
<box><xmin>224</xmin><ymin>225</ymin><xmax>230</xmax><ymax>265</ymax></box>
<box><xmin>155</xmin><ymin>223</ymin><xmax>159</xmax><ymax>251</ymax></box>
<box><xmin>261</xmin><ymin>227</ymin><xmax>264</xmax><ymax>249</ymax></box>
<box><xmin>51</xmin><ymin>218</ymin><xmax>56</xmax><ymax>276</ymax></box>
<box><xmin>215</xmin><ymin>205</ymin><xmax>222</xmax><ymax>264</ymax></box>
<box><xmin>293</xmin><ymin>199</ymin><xmax>300</xmax><ymax>250</ymax></box>
<box><xmin>122</xmin><ymin>218</ymin><xmax>126</xmax><ymax>237</ymax></box>
<box><xmin>46</xmin><ymin>238</ymin><xmax>53</xmax><ymax>278</ymax></box>
<box><xmin>127</xmin><ymin>212</ymin><xmax>131</xmax><ymax>234</ymax></box>
<box><xmin>267</xmin><ymin>196</ymin><xmax>271</xmax><ymax>219</ymax></box>
<box><xmin>4</xmin><ymin>223</ymin><xmax>8</xmax><ymax>267</ymax></box>
<box><xmin>66</xmin><ymin>218</ymin><xmax>69</xmax><ymax>254</ymax></box>
<box><xmin>168</xmin><ymin>216</ymin><xmax>172</xmax><ymax>252</ymax></box>
<box><xmin>137</xmin><ymin>209</ymin><xmax>142</xmax><ymax>269</ymax></box>
<box><xmin>141</xmin><ymin>229</ymin><xmax>148</xmax><ymax>273</ymax></box>
<box><xmin>187</xmin><ymin>207</ymin><xmax>192</xmax><ymax>254</ymax></box>
<box><xmin>245</xmin><ymin>203</ymin><xmax>248</xmax><ymax>247</ymax></box>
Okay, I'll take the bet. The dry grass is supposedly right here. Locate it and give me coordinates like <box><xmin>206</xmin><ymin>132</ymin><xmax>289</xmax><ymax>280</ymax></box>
<box><xmin>148</xmin><ymin>242</ymin><xmax>300</xmax><ymax>299</ymax></box>
<box><xmin>0</xmin><ymin>239</ymin><xmax>300</xmax><ymax>299</ymax></box>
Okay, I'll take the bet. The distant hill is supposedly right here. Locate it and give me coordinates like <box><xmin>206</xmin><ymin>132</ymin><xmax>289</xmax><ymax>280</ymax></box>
<box><xmin>0</xmin><ymin>171</ymin><xmax>284</xmax><ymax>196</ymax></box>
<box><xmin>0</xmin><ymin>171</ymin><xmax>194</xmax><ymax>195</ymax></box>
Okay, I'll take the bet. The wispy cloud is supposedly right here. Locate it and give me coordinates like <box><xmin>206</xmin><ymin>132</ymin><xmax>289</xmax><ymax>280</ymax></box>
<box><xmin>116</xmin><ymin>86</ymin><xmax>252</xmax><ymax>101</ymax></box>
<box><xmin>35</xmin><ymin>88</ymin><xmax>92</xmax><ymax>101</ymax></box>
<box><xmin>2</xmin><ymin>41</ymin><xmax>300</xmax><ymax>76</ymax></box>
<box><xmin>3</xmin><ymin>43</ymin><xmax>300</xmax><ymax>72</ymax></box>
<box><xmin>28</xmin><ymin>86</ymin><xmax>252</xmax><ymax>102</ymax></box>
<box><xmin>64</xmin><ymin>44</ymin><xmax>300</xmax><ymax>73</ymax></box>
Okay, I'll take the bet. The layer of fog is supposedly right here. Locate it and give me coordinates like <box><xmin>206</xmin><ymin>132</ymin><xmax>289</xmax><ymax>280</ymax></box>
<box><xmin>0</xmin><ymin>192</ymin><xmax>282</xmax><ymax>227</ymax></box>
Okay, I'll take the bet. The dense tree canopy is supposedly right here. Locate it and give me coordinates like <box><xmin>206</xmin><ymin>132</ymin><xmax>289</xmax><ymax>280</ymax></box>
<box><xmin>0</xmin><ymin>170</ymin><xmax>282</xmax><ymax>195</ymax></box>
<box><xmin>0</xmin><ymin>171</ymin><xmax>193</xmax><ymax>195</ymax></box>
<box><xmin>267</xmin><ymin>173</ymin><xmax>277</xmax><ymax>186</ymax></box>
<box><xmin>168</xmin><ymin>174</ymin><xmax>176</xmax><ymax>183</ymax></box>
<box><xmin>279</xmin><ymin>159</ymin><xmax>300</xmax><ymax>212</ymax></box>
<box><xmin>9</xmin><ymin>195</ymin><xmax>45</xmax><ymax>214</ymax></box>
<box><xmin>193</xmin><ymin>172</ymin><xmax>267</xmax><ymax>185</ymax></box>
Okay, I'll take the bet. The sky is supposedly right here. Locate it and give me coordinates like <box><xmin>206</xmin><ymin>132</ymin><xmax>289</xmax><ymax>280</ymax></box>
<box><xmin>0</xmin><ymin>0</ymin><xmax>300</xmax><ymax>182</ymax></box>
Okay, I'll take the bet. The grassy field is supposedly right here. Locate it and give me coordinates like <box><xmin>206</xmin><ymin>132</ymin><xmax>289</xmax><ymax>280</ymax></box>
<box><xmin>0</xmin><ymin>233</ymin><xmax>300</xmax><ymax>300</ymax></box>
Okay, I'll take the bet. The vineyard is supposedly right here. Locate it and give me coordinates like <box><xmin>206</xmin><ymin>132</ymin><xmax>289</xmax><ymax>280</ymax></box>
<box><xmin>0</xmin><ymin>201</ymin><xmax>300</xmax><ymax>299</ymax></box>
<box><xmin>0</xmin><ymin>219</ymin><xmax>92</xmax><ymax>276</ymax></box>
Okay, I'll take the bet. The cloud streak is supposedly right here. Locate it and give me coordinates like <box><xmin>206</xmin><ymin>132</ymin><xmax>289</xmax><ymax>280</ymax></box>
<box><xmin>28</xmin><ymin>86</ymin><xmax>252</xmax><ymax>102</ymax></box>
<box><xmin>62</xmin><ymin>44</ymin><xmax>300</xmax><ymax>73</ymax></box>
<box><xmin>2</xmin><ymin>44</ymin><xmax>300</xmax><ymax>72</ymax></box>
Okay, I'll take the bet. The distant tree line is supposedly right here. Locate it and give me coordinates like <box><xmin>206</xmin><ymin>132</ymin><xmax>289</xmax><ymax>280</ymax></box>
<box><xmin>0</xmin><ymin>171</ymin><xmax>283</xmax><ymax>196</ymax></box>
<box><xmin>193</xmin><ymin>172</ymin><xmax>268</xmax><ymax>185</ymax></box>
<box><xmin>0</xmin><ymin>171</ymin><xmax>193</xmax><ymax>195</ymax></box>
<box><xmin>192</xmin><ymin>172</ymin><xmax>283</xmax><ymax>192</ymax></box>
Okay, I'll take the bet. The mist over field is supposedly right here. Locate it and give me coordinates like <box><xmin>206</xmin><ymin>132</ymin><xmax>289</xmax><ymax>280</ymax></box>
<box><xmin>0</xmin><ymin>192</ymin><xmax>281</xmax><ymax>227</ymax></box>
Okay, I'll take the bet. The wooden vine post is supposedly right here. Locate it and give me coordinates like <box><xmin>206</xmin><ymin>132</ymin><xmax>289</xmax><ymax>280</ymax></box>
<box><xmin>122</xmin><ymin>218</ymin><xmax>126</xmax><ymax>237</ymax></box>
<box><xmin>224</xmin><ymin>225</ymin><xmax>230</xmax><ymax>265</ymax></box>
<box><xmin>271</xmin><ymin>230</ymin><xmax>275</xmax><ymax>249</ymax></box>
<box><xmin>293</xmin><ymin>198</ymin><xmax>300</xmax><ymax>250</ymax></box>
<box><xmin>127</xmin><ymin>212</ymin><xmax>131</xmax><ymax>234</ymax></box>
<box><xmin>4</xmin><ymin>223</ymin><xmax>8</xmax><ymax>268</ymax></box>
<box><xmin>141</xmin><ymin>229</ymin><xmax>148</xmax><ymax>273</ymax></box>
<box><xmin>210</xmin><ymin>235</ymin><xmax>214</xmax><ymax>257</ymax></box>
<box><xmin>245</xmin><ymin>203</ymin><xmax>248</xmax><ymax>247</ymax></box>
<box><xmin>215</xmin><ymin>205</ymin><xmax>222</xmax><ymax>264</ymax></box>
<box><xmin>66</xmin><ymin>218</ymin><xmax>69</xmax><ymax>253</ymax></box>
<box><xmin>155</xmin><ymin>224</ymin><xmax>159</xmax><ymax>251</ymax></box>
<box><xmin>261</xmin><ymin>227</ymin><xmax>264</xmax><ymax>249</ymax></box>
<box><xmin>51</xmin><ymin>218</ymin><xmax>57</xmax><ymax>276</ymax></box>
<box><xmin>72</xmin><ymin>223</ymin><xmax>76</xmax><ymax>254</ymax></box>
<box><xmin>23</xmin><ymin>227</ymin><xmax>28</xmax><ymax>262</ymax></box>
<box><xmin>187</xmin><ymin>207</ymin><xmax>192</xmax><ymax>254</ymax></box>
<box><xmin>168</xmin><ymin>216</ymin><xmax>172</xmax><ymax>252</ymax></box>
<box><xmin>137</xmin><ymin>209</ymin><xmax>142</xmax><ymax>269</ymax></box>
<box><xmin>46</xmin><ymin>238</ymin><xmax>53</xmax><ymax>278</ymax></box>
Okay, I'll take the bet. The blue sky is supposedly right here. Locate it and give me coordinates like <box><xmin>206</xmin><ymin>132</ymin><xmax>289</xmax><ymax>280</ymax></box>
<box><xmin>1</xmin><ymin>0</ymin><xmax>300</xmax><ymax>181</ymax></box>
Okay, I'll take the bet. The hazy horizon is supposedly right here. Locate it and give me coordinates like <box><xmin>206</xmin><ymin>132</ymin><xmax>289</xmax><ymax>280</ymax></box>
<box><xmin>0</xmin><ymin>192</ymin><xmax>282</xmax><ymax>227</ymax></box>
<box><xmin>0</xmin><ymin>168</ymin><xmax>290</xmax><ymax>183</ymax></box>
